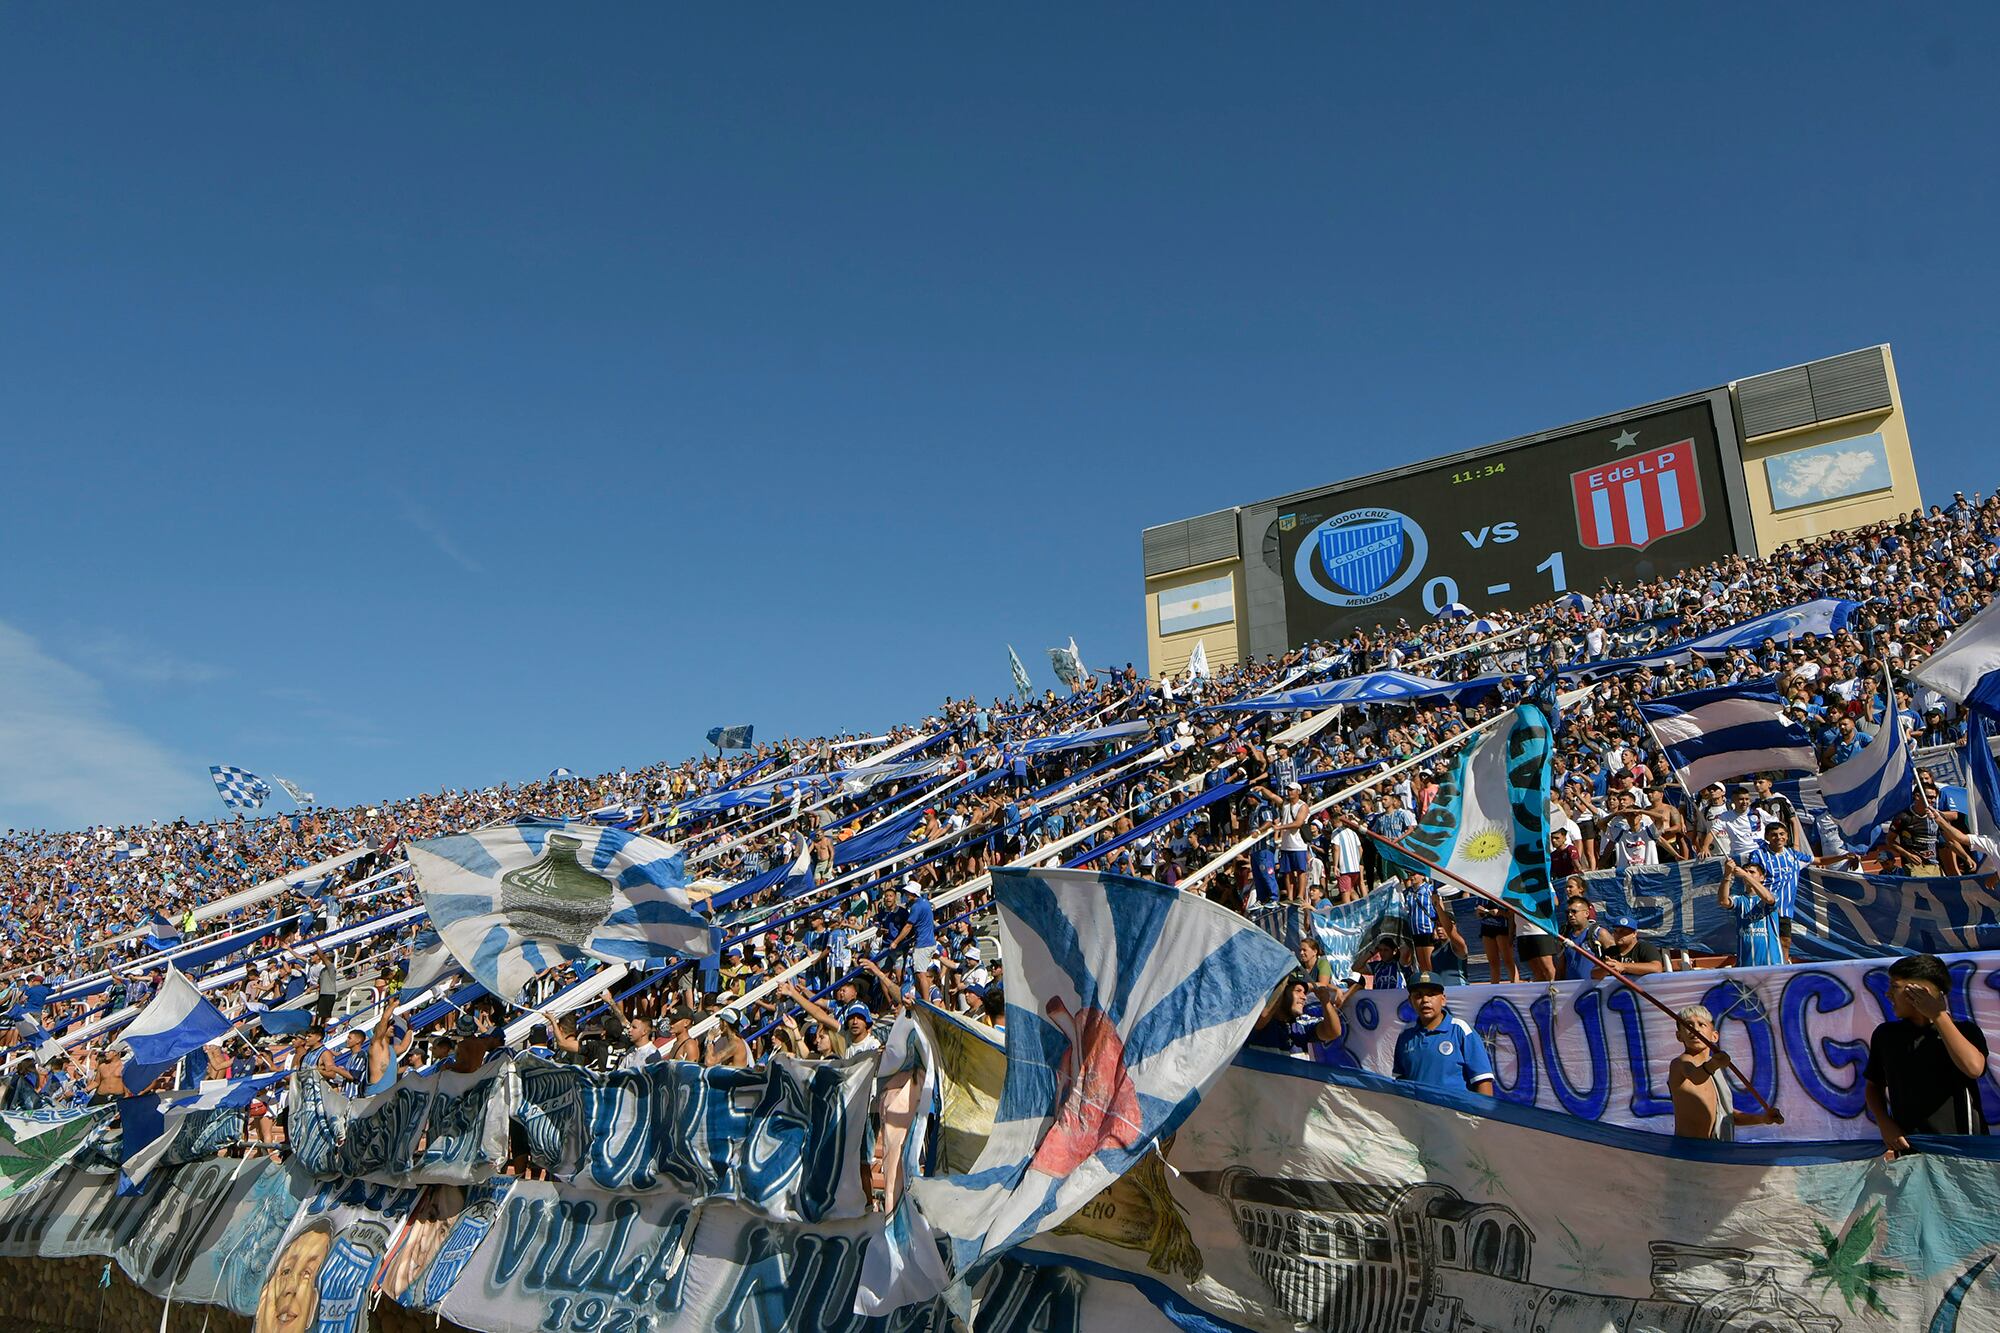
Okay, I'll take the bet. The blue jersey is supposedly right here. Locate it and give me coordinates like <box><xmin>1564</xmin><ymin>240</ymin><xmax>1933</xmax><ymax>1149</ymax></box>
<box><xmin>1747</xmin><ymin>847</ymin><xmax>1811</xmax><ymax>919</ymax></box>
<box><xmin>1731</xmin><ymin>889</ymin><xmax>1785</xmax><ymax>968</ymax></box>
<box><xmin>907</xmin><ymin>895</ymin><xmax>937</xmax><ymax>948</ymax></box>
<box><xmin>1393</xmin><ymin>1012</ymin><xmax>1494</xmax><ymax>1092</ymax></box>
<box><xmin>1406</xmin><ymin>882</ymin><xmax>1440</xmax><ymax>936</ymax></box>
<box><xmin>1369</xmin><ymin>958</ymin><xmax>1407</xmax><ymax>990</ymax></box>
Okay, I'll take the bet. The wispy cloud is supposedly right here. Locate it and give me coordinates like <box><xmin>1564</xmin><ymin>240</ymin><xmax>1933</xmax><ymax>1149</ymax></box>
<box><xmin>263</xmin><ymin>686</ymin><xmax>396</xmax><ymax>750</ymax></box>
<box><xmin>64</xmin><ymin>627</ymin><xmax>227</xmax><ymax>685</ymax></box>
<box><xmin>0</xmin><ymin>618</ymin><xmax>211</xmax><ymax>829</ymax></box>
<box><xmin>396</xmin><ymin>493</ymin><xmax>484</xmax><ymax>574</ymax></box>
<box><xmin>1772</xmin><ymin>445</ymin><xmax>1889</xmax><ymax>504</ymax></box>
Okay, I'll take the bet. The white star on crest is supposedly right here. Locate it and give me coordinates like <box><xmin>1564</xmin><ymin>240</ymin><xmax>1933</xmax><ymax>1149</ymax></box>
<box><xmin>1610</xmin><ymin>429</ymin><xmax>1641</xmax><ymax>451</ymax></box>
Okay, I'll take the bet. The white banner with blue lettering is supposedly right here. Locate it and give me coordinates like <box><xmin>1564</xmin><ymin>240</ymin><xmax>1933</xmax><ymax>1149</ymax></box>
<box><xmin>430</xmin><ymin>1179</ymin><xmax>1181</xmax><ymax>1333</ymax></box>
<box><xmin>511</xmin><ymin>1050</ymin><xmax>876</xmax><ymax>1222</ymax></box>
<box><xmin>1322</xmin><ymin>951</ymin><xmax>2000</xmax><ymax>1141</ymax></box>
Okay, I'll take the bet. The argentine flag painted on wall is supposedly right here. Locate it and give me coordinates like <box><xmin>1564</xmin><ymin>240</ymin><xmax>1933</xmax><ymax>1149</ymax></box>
<box><xmin>1384</xmin><ymin>702</ymin><xmax>1561</xmax><ymax>937</ymax></box>
<box><xmin>899</xmin><ymin>866</ymin><xmax>1294</xmax><ymax>1308</ymax></box>
<box><xmin>408</xmin><ymin>821</ymin><xmax>711</xmax><ymax>1003</ymax></box>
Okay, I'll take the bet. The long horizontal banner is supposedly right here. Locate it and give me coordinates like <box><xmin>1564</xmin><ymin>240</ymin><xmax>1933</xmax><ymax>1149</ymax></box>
<box><xmin>0</xmin><ymin>1161</ymin><xmax>1180</xmax><ymax>1333</ymax></box>
<box><xmin>513</xmin><ymin>1051</ymin><xmax>875</xmax><ymax>1221</ymax></box>
<box><xmin>1323</xmin><ymin>950</ymin><xmax>2000</xmax><ymax>1140</ymax></box>
<box><xmin>1029</xmin><ymin>1051</ymin><xmax>2000</xmax><ymax>1333</ymax></box>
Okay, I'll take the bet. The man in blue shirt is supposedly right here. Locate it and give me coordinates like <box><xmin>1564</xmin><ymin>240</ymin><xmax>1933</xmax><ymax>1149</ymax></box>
<box><xmin>888</xmin><ymin>883</ymin><xmax>938</xmax><ymax>975</ymax></box>
<box><xmin>1741</xmin><ymin>823</ymin><xmax>1825</xmax><ymax>963</ymax></box>
<box><xmin>1393</xmin><ymin>974</ymin><xmax>1494</xmax><ymax>1096</ymax></box>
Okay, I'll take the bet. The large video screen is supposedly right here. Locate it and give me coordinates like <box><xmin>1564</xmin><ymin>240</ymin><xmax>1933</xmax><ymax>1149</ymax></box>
<box><xmin>1274</xmin><ymin>398</ymin><xmax>1740</xmax><ymax>643</ymax></box>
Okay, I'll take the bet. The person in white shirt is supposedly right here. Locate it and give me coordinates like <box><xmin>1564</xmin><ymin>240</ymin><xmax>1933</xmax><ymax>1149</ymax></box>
<box><xmin>1599</xmin><ymin>795</ymin><xmax>1661</xmax><ymax>869</ymax></box>
<box><xmin>1698</xmin><ymin>788</ymin><xmax>1770</xmax><ymax>861</ymax></box>
<box><xmin>1330</xmin><ymin>823</ymin><xmax>1364</xmax><ymax>903</ymax></box>
<box><xmin>1276</xmin><ymin>785</ymin><xmax>1311</xmax><ymax>904</ymax></box>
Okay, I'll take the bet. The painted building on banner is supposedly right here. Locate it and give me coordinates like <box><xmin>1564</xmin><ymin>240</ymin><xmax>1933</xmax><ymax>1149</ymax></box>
<box><xmin>1198</xmin><ymin>1170</ymin><xmax>1844</xmax><ymax>1333</ymax></box>
<box><xmin>1141</xmin><ymin>344</ymin><xmax>1923</xmax><ymax>677</ymax></box>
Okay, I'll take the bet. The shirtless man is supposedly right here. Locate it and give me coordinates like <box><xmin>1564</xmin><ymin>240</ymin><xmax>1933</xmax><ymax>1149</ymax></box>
<box><xmin>1668</xmin><ymin>1004</ymin><xmax>1783</xmax><ymax>1140</ymax></box>
<box><xmin>87</xmin><ymin>1046</ymin><xmax>129</xmax><ymax>1104</ymax></box>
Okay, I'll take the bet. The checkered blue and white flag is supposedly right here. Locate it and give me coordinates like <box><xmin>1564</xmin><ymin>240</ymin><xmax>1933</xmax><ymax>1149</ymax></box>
<box><xmin>208</xmin><ymin>765</ymin><xmax>271</xmax><ymax>811</ymax></box>
<box><xmin>407</xmin><ymin>821</ymin><xmax>712</xmax><ymax>1003</ymax></box>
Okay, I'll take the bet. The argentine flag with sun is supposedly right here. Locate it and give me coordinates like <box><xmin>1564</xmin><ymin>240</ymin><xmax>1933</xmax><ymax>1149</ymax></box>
<box><xmin>1387</xmin><ymin>702</ymin><xmax>1561</xmax><ymax>938</ymax></box>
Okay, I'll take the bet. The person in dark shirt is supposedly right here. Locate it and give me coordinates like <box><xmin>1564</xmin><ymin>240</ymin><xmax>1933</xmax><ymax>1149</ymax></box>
<box><xmin>1593</xmin><ymin>913</ymin><xmax>1667</xmax><ymax>978</ymax></box>
<box><xmin>1248</xmin><ymin>975</ymin><xmax>1344</xmax><ymax>1057</ymax></box>
<box><xmin>1864</xmin><ymin>953</ymin><xmax>1989</xmax><ymax>1159</ymax></box>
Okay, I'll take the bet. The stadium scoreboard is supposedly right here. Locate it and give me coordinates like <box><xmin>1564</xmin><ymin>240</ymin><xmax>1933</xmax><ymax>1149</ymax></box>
<box><xmin>1142</xmin><ymin>347</ymin><xmax>1923</xmax><ymax>677</ymax></box>
<box><xmin>1272</xmin><ymin>393</ymin><xmax>1742</xmax><ymax>642</ymax></box>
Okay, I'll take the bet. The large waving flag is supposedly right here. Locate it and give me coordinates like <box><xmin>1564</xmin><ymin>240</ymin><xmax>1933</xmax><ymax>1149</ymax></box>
<box><xmin>408</xmin><ymin>821</ymin><xmax>711</xmax><ymax>1002</ymax></box>
<box><xmin>1639</xmin><ymin>680</ymin><xmax>1817</xmax><ymax>790</ymax></box>
<box><xmin>1047</xmin><ymin>642</ymin><xmax>1086</xmax><ymax>691</ymax></box>
<box><xmin>117</xmin><ymin>966</ymin><xmax>234</xmax><ymax>1092</ymax></box>
<box><xmin>1819</xmin><ymin>687</ymin><xmax>1916</xmax><ymax>841</ymax></box>
<box><xmin>1911</xmin><ymin>598</ymin><xmax>2000</xmax><ymax>716</ymax></box>
<box><xmin>1186</xmin><ymin>638</ymin><xmax>1211</xmax><ymax>680</ymax></box>
<box><xmin>208</xmin><ymin>764</ymin><xmax>270</xmax><ymax>811</ymax></box>
<box><xmin>118</xmin><ymin>1071</ymin><xmax>288</xmax><ymax>1192</ymax></box>
<box><xmin>1385</xmin><ymin>701</ymin><xmax>1561</xmax><ymax>937</ymax></box>
<box><xmin>1965</xmin><ymin>711</ymin><xmax>2000</xmax><ymax>836</ymax></box>
<box><xmin>706</xmin><ymin>724</ymin><xmax>755</xmax><ymax>750</ymax></box>
<box><xmin>1007</xmin><ymin>644</ymin><xmax>1034</xmax><ymax>699</ymax></box>
<box><xmin>903</xmin><ymin>866</ymin><xmax>1294</xmax><ymax>1304</ymax></box>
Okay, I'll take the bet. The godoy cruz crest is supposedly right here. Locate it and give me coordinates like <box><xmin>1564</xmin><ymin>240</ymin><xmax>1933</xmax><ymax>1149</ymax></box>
<box><xmin>1293</xmin><ymin>507</ymin><xmax>1429</xmax><ymax>608</ymax></box>
<box><xmin>500</xmin><ymin>833</ymin><xmax>616</xmax><ymax>949</ymax></box>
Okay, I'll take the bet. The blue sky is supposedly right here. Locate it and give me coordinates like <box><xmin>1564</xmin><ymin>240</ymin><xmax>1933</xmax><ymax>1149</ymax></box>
<box><xmin>3</xmin><ymin>6</ymin><xmax>1996</xmax><ymax>830</ymax></box>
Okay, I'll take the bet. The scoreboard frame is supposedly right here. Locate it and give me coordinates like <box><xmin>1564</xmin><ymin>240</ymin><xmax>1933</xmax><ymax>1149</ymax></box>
<box><xmin>1237</xmin><ymin>385</ymin><xmax>1757</xmax><ymax>651</ymax></box>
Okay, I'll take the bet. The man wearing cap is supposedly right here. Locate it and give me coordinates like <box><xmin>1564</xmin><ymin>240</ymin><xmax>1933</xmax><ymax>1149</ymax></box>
<box><xmin>1595</xmin><ymin>913</ymin><xmax>1668</xmax><ymax>978</ymax></box>
<box><xmin>1276</xmin><ymin>783</ymin><xmax>1311</xmax><ymax>904</ymax></box>
<box><xmin>890</xmin><ymin>881</ymin><xmax>938</xmax><ymax>976</ymax></box>
<box><xmin>1392</xmin><ymin>974</ymin><xmax>1494</xmax><ymax>1096</ymax></box>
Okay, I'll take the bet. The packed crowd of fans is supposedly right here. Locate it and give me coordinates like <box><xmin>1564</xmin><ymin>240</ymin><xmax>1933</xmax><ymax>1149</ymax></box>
<box><xmin>0</xmin><ymin>492</ymin><xmax>1994</xmax><ymax>1155</ymax></box>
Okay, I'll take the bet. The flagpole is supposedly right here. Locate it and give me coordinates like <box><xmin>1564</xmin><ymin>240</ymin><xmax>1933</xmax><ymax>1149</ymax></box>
<box><xmin>1347</xmin><ymin>820</ymin><xmax>1783</xmax><ymax>1122</ymax></box>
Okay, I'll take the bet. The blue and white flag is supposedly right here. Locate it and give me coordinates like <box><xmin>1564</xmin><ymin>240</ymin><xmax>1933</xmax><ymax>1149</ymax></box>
<box><xmin>902</xmin><ymin>866</ymin><xmax>1293</xmax><ymax>1304</ymax></box>
<box><xmin>1639</xmin><ymin>680</ymin><xmax>1817</xmax><ymax>790</ymax></box>
<box><xmin>706</xmin><ymin>724</ymin><xmax>755</xmax><ymax>750</ymax></box>
<box><xmin>1383</xmin><ymin>702</ymin><xmax>1562</xmax><ymax>937</ymax></box>
<box><xmin>547</xmin><ymin>767</ymin><xmax>575</xmax><ymax>781</ymax></box>
<box><xmin>1912</xmin><ymin>597</ymin><xmax>2000</xmax><ymax>717</ymax></box>
<box><xmin>208</xmin><ymin>764</ymin><xmax>271</xmax><ymax>811</ymax></box>
<box><xmin>1186</xmin><ymin>638</ymin><xmax>1210</xmax><ymax>680</ymax></box>
<box><xmin>144</xmin><ymin>911</ymin><xmax>182</xmax><ymax>951</ymax></box>
<box><xmin>119</xmin><ymin>1070</ymin><xmax>289</xmax><ymax>1192</ymax></box>
<box><xmin>116</xmin><ymin>965</ymin><xmax>234</xmax><ymax>1093</ymax></box>
<box><xmin>1007</xmin><ymin>645</ymin><xmax>1034</xmax><ymax>699</ymax></box>
<box><xmin>778</xmin><ymin>840</ymin><xmax>816</xmax><ymax>900</ymax></box>
<box><xmin>1819</xmin><ymin>687</ymin><xmax>1916</xmax><ymax>841</ymax></box>
<box><xmin>407</xmin><ymin>821</ymin><xmax>711</xmax><ymax>1003</ymax></box>
<box><xmin>1964</xmin><ymin>711</ymin><xmax>2000</xmax><ymax>837</ymax></box>
<box><xmin>401</xmin><ymin>924</ymin><xmax>459</xmax><ymax>993</ymax></box>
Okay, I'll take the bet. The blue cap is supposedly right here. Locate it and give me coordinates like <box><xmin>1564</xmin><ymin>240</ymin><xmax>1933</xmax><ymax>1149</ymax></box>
<box><xmin>1604</xmin><ymin>912</ymin><xmax>1640</xmax><ymax>932</ymax></box>
<box><xmin>843</xmin><ymin>1004</ymin><xmax>873</xmax><ymax>1027</ymax></box>
<box><xmin>1406</xmin><ymin>972</ymin><xmax>1447</xmax><ymax>992</ymax></box>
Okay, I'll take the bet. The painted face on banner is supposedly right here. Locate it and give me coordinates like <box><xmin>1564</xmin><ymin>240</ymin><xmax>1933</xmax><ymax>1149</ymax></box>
<box><xmin>255</xmin><ymin>1221</ymin><xmax>331</xmax><ymax>1333</ymax></box>
<box><xmin>1032</xmin><ymin>998</ymin><xmax>1143</xmax><ymax>1176</ymax></box>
